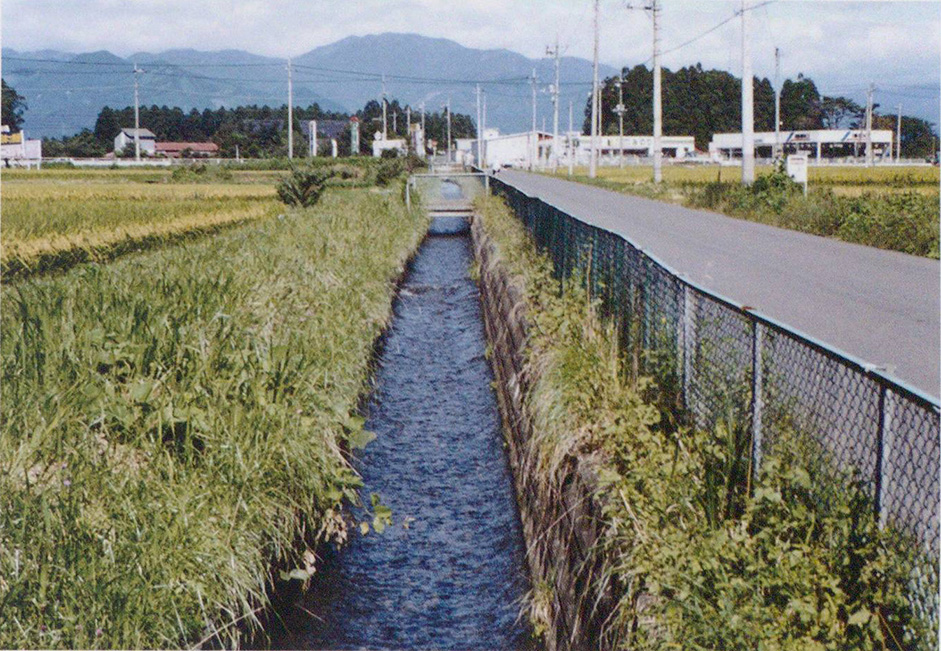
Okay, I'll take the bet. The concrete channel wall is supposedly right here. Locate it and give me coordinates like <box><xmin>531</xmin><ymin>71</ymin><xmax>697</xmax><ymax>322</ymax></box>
<box><xmin>471</xmin><ymin>215</ymin><xmax>616</xmax><ymax>651</ymax></box>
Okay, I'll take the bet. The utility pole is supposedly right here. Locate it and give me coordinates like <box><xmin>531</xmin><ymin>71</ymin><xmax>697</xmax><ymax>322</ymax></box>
<box><xmin>446</xmin><ymin>96</ymin><xmax>452</xmax><ymax>163</ymax></box>
<box><xmin>652</xmin><ymin>0</ymin><xmax>663</xmax><ymax>182</ymax></box>
<box><xmin>615</xmin><ymin>75</ymin><xmax>625</xmax><ymax>168</ymax></box>
<box><xmin>530</xmin><ymin>68</ymin><xmax>538</xmax><ymax>170</ymax></box>
<box><xmin>589</xmin><ymin>0</ymin><xmax>600</xmax><ymax>178</ymax></box>
<box><xmin>741</xmin><ymin>0</ymin><xmax>755</xmax><ymax>185</ymax></box>
<box><xmin>133</xmin><ymin>62</ymin><xmax>142</xmax><ymax>162</ymax></box>
<box><xmin>547</xmin><ymin>37</ymin><xmax>561</xmax><ymax>171</ymax></box>
<box><xmin>382</xmin><ymin>75</ymin><xmax>388</xmax><ymax>141</ymax></box>
<box><xmin>774</xmin><ymin>47</ymin><xmax>782</xmax><ymax>160</ymax></box>
<box><xmin>420</xmin><ymin>101</ymin><xmax>426</xmax><ymax>157</ymax></box>
<box><xmin>568</xmin><ymin>98</ymin><xmax>575</xmax><ymax>176</ymax></box>
<box><xmin>867</xmin><ymin>92</ymin><xmax>874</xmax><ymax>166</ymax></box>
<box><xmin>476</xmin><ymin>83</ymin><xmax>483</xmax><ymax>168</ymax></box>
<box><xmin>896</xmin><ymin>103</ymin><xmax>902</xmax><ymax>162</ymax></box>
<box><xmin>482</xmin><ymin>92</ymin><xmax>488</xmax><ymax>167</ymax></box>
<box><xmin>393</xmin><ymin>110</ymin><xmax>397</xmax><ymax>135</ymax></box>
<box><xmin>287</xmin><ymin>58</ymin><xmax>293</xmax><ymax>159</ymax></box>
<box><xmin>406</xmin><ymin>106</ymin><xmax>411</xmax><ymax>151</ymax></box>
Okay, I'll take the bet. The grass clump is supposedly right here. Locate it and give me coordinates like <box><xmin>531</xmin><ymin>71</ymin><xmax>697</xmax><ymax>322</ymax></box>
<box><xmin>169</xmin><ymin>163</ymin><xmax>234</xmax><ymax>183</ymax></box>
<box><xmin>276</xmin><ymin>167</ymin><xmax>336</xmax><ymax>207</ymax></box>
<box><xmin>0</xmin><ymin>189</ymin><xmax>428</xmax><ymax>648</ymax></box>
<box><xmin>475</xmin><ymin>194</ymin><xmax>930</xmax><ymax>649</ymax></box>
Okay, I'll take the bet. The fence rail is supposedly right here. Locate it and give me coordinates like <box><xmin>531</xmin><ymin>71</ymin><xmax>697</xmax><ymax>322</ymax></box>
<box><xmin>488</xmin><ymin>173</ymin><xmax>940</xmax><ymax>645</ymax></box>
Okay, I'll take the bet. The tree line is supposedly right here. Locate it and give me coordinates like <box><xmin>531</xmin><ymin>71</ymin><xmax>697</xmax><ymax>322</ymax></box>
<box><xmin>2</xmin><ymin>72</ymin><xmax>936</xmax><ymax>159</ymax></box>
<box><xmin>588</xmin><ymin>64</ymin><xmax>937</xmax><ymax>158</ymax></box>
<box><xmin>0</xmin><ymin>78</ymin><xmax>477</xmax><ymax>158</ymax></box>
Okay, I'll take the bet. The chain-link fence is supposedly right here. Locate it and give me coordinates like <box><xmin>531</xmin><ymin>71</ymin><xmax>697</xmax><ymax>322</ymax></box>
<box><xmin>489</xmin><ymin>174</ymin><xmax>941</xmax><ymax>646</ymax></box>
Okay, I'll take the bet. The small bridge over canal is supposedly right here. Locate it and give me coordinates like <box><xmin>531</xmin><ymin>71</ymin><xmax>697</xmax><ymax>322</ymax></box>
<box><xmin>407</xmin><ymin>172</ymin><xmax>487</xmax><ymax>218</ymax></box>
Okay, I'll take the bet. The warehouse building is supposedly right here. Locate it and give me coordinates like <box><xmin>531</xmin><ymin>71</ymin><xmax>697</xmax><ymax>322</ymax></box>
<box><xmin>471</xmin><ymin>130</ymin><xmax>696</xmax><ymax>169</ymax></box>
<box><xmin>709</xmin><ymin>129</ymin><xmax>893</xmax><ymax>161</ymax></box>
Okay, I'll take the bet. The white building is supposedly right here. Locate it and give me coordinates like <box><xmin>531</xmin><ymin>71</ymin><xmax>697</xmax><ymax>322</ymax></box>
<box><xmin>471</xmin><ymin>130</ymin><xmax>554</xmax><ymax>169</ymax></box>
<box><xmin>573</xmin><ymin>135</ymin><xmax>696</xmax><ymax>165</ymax></box>
<box><xmin>471</xmin><ymin>130</ymin><xmax>696</xmax><ymax>169</ymax></box>
<box><xmin>709</xmin><ymin>129</ymin><xmax>893</xmax><ymax>161</ymax></box>
<box><xmin>372</xmin><ymin>134</ymin><xmax>407</xmax><ymax>158</ymax></box>
<box><xmin>1</xmin><ymin>127</ymin><xmax>42</xmax><ymax>168</ymax></box>
<box><xmin>114</xmin><ymin>128</ymin><xmax>156</xmax><ymax>155</ymax></box>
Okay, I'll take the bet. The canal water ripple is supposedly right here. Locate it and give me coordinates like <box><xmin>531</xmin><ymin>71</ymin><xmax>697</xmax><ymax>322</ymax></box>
<box><xmin>276</xmin><ymin>207</ymin><xmax>532</xmax><ymax>649</ymax></box>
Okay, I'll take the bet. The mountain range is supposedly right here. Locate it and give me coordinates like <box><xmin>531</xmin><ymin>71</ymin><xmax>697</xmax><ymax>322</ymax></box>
<box><xmin>3</xmin><ymin>33</ymin><xmax>618</xmax><ymax>139</ymax></box>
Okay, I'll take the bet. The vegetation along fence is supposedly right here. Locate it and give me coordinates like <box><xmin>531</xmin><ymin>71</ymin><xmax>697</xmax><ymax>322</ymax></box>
<box><xmin>488</xmin><ymin>173</ymin><xmax>940</xmax><ymax>643</ymax></box>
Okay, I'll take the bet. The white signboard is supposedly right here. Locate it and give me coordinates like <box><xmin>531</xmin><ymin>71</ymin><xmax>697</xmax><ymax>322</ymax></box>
<box><xmin>786</xmin><ymin>153</ymin><xmax>809</xmax><ymax>195</ymax></box>
<box><xmin>786</xmin><ymin>153</ymin><xmax>808</xmax><ymax>184</ymax></box>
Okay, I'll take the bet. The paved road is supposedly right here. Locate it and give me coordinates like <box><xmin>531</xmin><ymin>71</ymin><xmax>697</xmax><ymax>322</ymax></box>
<box><xmin>498</xmin><ymin>170</ymin><xmax>940</xmax><ymax>399</ymax></box>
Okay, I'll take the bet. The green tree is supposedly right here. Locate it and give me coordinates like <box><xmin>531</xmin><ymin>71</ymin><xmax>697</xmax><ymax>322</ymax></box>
<box><xmin>780</xmin><ymin>74</ymin><xmax>823</xmax><ymax>129</ymax></box>
<box><xmin>1</xmin><ymin>79</ymin><xmax>27</xmax><ymax>132</ymax></box>
<box><xmin>42</xmin><ymin>129</ymin><xmax>107</xmax><ymax>157</ymax></box>
<box><xmin>873</xmin><ymin>113</ymin><xmax>938</xmax><ymax>159</ymax></box>
<box><xmin>592</xmin><ymin>64</ymin><xmax>775</xmax><ymax>151</ymax></box>
<box><xmin>93</xmin><ymin>107</ymin><xmax>121</xmax><ymax>145</ymax></box>
<box><xmin>820</xmin><ymin>96</ymin><xmax>864</xmax><ymax>130</ymax></box>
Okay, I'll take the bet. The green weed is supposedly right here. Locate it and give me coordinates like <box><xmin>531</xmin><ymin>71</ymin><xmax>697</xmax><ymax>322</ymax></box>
<box><xmin>475</xmin><ymin>194</ymin><xmax>931</xmax><ymax>649</ymax></box>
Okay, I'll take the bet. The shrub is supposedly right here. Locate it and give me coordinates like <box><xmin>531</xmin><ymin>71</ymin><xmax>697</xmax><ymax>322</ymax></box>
<box><xmin>276</xmin><ymin>168</ymin><xmax>335</xmax><ymax>207</ymax></box>
<box><xmin>403</xmin><ymin>153</ymin><xmax>427</xmax><ymax>173</ymax></box>
<box><xmin>169</xmin><ymin>163</ymin><xmax>233</xmax><ymax>183</ymax></box>
<box><xmin>375</xmin><ymin>159</ymin><xmax>405</xmax><ymax>187</ymax></box>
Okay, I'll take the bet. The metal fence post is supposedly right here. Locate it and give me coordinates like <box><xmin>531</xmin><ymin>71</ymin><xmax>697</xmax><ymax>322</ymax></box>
<box><xmin>750</xmin><ymin>321</ymin><xmax>765</xmax><ymax>473</ymax></box>
<box><xmin>875</xmin><ymin>384</ymin><xmax>894</xmax><ymax>528</ymax></box>
<box><xmin>682</xmin><ymin>284</ymin><xmax>695</xmax><ymax>417</ymax></box>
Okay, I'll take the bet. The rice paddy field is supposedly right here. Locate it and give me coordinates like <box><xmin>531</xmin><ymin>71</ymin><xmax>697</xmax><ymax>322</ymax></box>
<box><xmin>558</xmin><ymin>163</ymin><xmax>940</xmax><ymax>191</ymax></box>
<box><xmin>1</xmin><ymin>169</ymin><xmax>282</xmax><ymax>278</ymax></box>
<box><xmin>551</xmin><ymin>164</ymin><xmax>940</xmax><ymax>257</ymax></box>
<box><xmin>0</xmin><ymin>169</ymin><xmax>428</xmax><ymax>648</ymax></box>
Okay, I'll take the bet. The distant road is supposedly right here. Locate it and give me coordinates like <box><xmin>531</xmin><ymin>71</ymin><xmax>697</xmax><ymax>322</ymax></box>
<box><xmin>498</xmin><ymin>170</ymin><xmax>940</xmax><ymax>398</ymax></box>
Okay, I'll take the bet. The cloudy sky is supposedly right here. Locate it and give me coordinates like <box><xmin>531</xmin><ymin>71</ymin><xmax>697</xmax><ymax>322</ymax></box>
<box><xmin>3</xmin><ymin>0</ymin><xmax>939</xmax><ymax>120</ymax></box>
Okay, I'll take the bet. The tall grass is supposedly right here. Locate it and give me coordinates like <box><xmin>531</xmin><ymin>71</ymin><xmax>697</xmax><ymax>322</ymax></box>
<box><xmin>0</xmin><ymin>188</ymin><xmax>428</xmax><ymax>648</ymax></box>
<box><xmin>475</xmin><ymin>194</ymin><xmax>928</xmax><ymax>649</ymax></box>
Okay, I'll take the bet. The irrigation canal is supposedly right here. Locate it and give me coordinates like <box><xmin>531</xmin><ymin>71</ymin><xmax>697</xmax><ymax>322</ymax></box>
<box><xmin>272</xmin><ymin>183</ymin><xmax>532</xmax><ymax>649</ymax></box>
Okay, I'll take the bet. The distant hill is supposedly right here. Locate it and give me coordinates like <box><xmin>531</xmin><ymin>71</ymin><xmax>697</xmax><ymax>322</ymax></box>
<box><xmin>3</xmin><ymin>34</ymin><xmax>617</xmax><ymax>139</ymax></box>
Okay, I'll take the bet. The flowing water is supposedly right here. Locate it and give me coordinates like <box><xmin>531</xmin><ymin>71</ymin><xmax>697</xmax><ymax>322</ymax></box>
<box><xmin>272</xmin><ymin>187</ymin><xmax>531</xmax><ymax>650</ymax></box>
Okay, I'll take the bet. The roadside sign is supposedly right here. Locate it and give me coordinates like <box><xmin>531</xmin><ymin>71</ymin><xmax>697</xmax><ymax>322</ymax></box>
<box><xmin>787</xmin><ymin>153</ymin><xmax>809</xmax><ymax>195</ymax></box>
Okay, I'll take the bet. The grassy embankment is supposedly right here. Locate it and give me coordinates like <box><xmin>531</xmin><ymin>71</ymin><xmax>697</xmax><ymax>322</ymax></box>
<box><xmin>550</xmin><ymin>165</ymin><xmax>940</xmax><ymax>258</ymax></box>
<box><xmin>0</xmin><ymin>186</ymin><xmax>428</xmax><ymax>648</ymax></box>
<box><xmin>476</xmin><ymin>194</ymin><xmax>931</xmax><ymax>650</ymax></box>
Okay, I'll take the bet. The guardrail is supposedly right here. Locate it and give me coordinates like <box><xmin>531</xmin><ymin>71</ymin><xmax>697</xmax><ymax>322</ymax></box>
<box><xmin>487</xmin><ymin>172</ymin><xmax>940</xmax><ymax>645</ymax></box>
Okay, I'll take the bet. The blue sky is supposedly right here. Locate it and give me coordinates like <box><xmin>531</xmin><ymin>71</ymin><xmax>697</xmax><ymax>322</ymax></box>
<box><xmin>3</xmin><ymin>0</ymin><xmax>939</xmax><ymax>123</ymax></box>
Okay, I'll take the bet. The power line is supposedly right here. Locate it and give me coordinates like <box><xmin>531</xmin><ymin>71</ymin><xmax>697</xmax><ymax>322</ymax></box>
<box><xmin>3</xmin><ymin>55</ymin><xmax>280</xmax><ymax>68</ymax></box>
